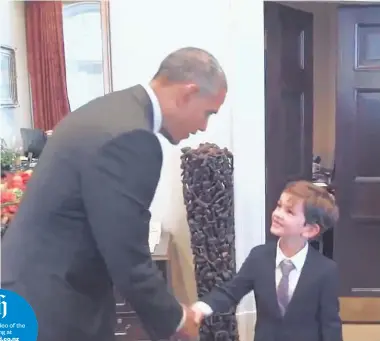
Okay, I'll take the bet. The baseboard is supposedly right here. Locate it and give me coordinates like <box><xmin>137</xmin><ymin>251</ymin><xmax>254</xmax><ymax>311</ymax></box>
<box><xmin>340</xmin><ymin>297</ymin><xmax>380</xmax><ymax>322</ymax></box>
<box><xmin>236</xmin><ymin>311</ymin><xmax>256</xmax><ymax>341</ymax></box>
<box><xmin>342</xmin><ymin>324</ymin><xmax>380</xmax><ymax>341</ymax></box>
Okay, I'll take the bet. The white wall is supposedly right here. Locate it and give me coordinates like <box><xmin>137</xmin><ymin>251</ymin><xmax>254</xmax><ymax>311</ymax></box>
<box><xmin>0</xmin><ymin>1</ymin><xmax>32</xmax><ymax>145</ymax></box>
<box><xmin>110</xmin><ymin>0</ymin><xmax>266</xmax><ymax>339</ymax></box>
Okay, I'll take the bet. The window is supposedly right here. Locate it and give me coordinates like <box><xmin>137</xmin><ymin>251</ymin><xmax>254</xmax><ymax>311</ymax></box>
<box><xmin>62</xmin><ymin>1</ymin><xmax>112</xmax><ymax>111</ymax></box>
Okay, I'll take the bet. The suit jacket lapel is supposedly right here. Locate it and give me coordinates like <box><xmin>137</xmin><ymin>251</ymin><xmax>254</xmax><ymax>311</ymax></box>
<box><xmin>264</xmin><ymin>243</ymin><xmax>283</xmax><ymax>318</ymax></box>
<box><xmin>267</xmin><ymin>243</ymin><xmax>320</xmax><ymax>318</ymax></box>
<box><xmin>286</xmin><ymin>246</ymin><xmax>319</xmax><ymax>315</ymax></box>
<box><xmin>131</xmin><ymin>85</ymin><xmax>155</xmax><ymax>131</ymax></box>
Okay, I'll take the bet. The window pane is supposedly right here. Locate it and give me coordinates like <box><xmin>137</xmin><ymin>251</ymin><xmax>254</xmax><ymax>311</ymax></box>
<box><xmin>63</xmin><ymin>2</ymin><xmax>104</xmax><ymax>111</ymax></box>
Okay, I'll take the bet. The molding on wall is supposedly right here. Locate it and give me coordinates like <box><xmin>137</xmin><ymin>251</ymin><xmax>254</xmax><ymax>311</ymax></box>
<box><xmin>237</xmin><ymin>311</ymin><xmax>256</xmax><ymax>341</ymax></box>
<box><xmin>343</xmin><ymin>324</ymin><xmax>380</xmax><ymax>341</ymax></box>
<box><xmin>237</xmin><ymin>308</ymin><xmax>380</xmax><ymax>341</ymax></box>
<box><xmin>100</xmin><ymin>0</ymin><xmax>113</xmax><ymax>94</ymax></box>
<box><xmin>340</xmin><ymin>297</ymin><xmax>380</xmax><ymax>322</ymax></box>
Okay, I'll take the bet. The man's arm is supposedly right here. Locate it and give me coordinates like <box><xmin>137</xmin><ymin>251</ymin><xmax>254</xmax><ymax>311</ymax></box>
<box><xmin>81</xmin><ymin>130</ymin><xmax>192</xmax><ymax>339</ymax></box>
<box><xmin>193</xmin><ymin>248</ymin><xmax>256</xmax><ymax>317</ymax></box>
<box><xmin>319</xmin><ymin>263</ymin><xmax>343</xmax><ymax>341</ymax></box>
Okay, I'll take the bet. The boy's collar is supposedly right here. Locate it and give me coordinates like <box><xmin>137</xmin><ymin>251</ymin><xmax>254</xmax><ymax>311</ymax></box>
<box><xmin>275</xmin><ymin>239</ymin><xmax>309</xmax><ymax>271</ymax></box>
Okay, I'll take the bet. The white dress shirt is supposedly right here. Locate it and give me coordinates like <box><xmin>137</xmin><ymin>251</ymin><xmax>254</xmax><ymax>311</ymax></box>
<box><xmin>140</xmin><ymin>84</ymin><xmax>162</xmax><ymax>133</ymax></box>
<box><xmin>193</xmin><ymin>241</ymin><xmax>309</xmax><ymax>317</ymax></box>
<box><xmin>140</xmin><ymin>84</ymin><xmax>187</xmax><ymax>331</ymax></box>
<box><xmin>275</xmin><ymin>240</ymin><xmax>308</xmax><ymax>299</ymax></box>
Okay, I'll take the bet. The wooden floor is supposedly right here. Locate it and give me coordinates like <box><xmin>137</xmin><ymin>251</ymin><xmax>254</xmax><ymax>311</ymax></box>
<box><xmin>343</xmin><ymin>324</ymin><xmax>380</xmax><ymax>341</ymax></box>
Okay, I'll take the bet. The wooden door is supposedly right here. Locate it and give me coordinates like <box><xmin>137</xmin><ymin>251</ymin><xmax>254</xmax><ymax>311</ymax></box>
<box><xmin>264</xmin><ymin>3</ymin><xmax>314</xmax><ymax>241</ymax></box>
<box><xmin>335</xmin><ymin>5</ymin><xmax>380</xmax><ymax>322</ymax></box>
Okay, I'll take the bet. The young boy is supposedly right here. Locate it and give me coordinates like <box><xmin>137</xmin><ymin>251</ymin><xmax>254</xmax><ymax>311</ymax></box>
<box><xmin>192</xmin><ymin>180</ymin><xmax>342</xmax><ymax>341</ymax></box>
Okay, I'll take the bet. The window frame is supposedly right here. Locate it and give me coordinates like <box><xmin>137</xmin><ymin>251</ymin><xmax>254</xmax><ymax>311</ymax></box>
<box><xmin>62</xmin><ymin>1</ymin><xmax>113</xmax><ymax>95</ymax></box>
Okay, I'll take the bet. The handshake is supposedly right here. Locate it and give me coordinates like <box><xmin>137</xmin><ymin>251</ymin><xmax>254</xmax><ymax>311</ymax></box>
<box><xmin>177</xmin><ymin>303</ymin><xmax>207</xmax><ymax>338</ymax></box>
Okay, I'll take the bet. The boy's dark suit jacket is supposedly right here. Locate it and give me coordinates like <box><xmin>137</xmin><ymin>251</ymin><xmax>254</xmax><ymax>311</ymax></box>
<box><xmin>201</xmin><ymin>242</ymin><xmax>343</xmax><ymax>341</ymax></box>
<box><xmin>1</xmin><ymin>85</ymin><xmax>183</xmax><ymax>341</ymax></box>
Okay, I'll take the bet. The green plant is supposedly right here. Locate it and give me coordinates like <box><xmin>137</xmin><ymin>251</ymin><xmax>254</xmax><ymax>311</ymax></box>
<box><xmin>1</xmin><ymin>139</ymin><xmax>18</xmax><ymax>169</ymax></box>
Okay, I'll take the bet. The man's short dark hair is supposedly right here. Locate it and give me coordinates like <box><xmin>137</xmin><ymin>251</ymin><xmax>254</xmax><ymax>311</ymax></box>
<box><xmin>152</xmin><ymin>47</ymin><xmax>227</xmax><ymax>95</ymax></box>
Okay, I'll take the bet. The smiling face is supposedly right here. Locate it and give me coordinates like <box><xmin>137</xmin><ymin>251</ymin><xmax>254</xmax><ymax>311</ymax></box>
<box><xmin>161</xmin><ymin>83</ymin><xmax>227</xmax><ymax>144</ymax></box>
<box><xmin>270</xmin><ymin>192</ymin><xmax>320</xmax><ymax>241</ymax></box>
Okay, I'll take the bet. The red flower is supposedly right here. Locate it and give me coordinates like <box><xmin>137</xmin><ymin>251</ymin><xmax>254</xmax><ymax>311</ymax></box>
<box><xmin>7</xmin><ymin>205</ymin><xmax>18</xmax><ymax>214</ymax></box>
<box><xmin>1</xmin><ymin>170</ymin><xmax>33</xmax><ymax>228</ymax></box>
<box><xmin>1</xmin><ymin>190</ymin><xmax>16</xmax><ymax>204</ymax></box>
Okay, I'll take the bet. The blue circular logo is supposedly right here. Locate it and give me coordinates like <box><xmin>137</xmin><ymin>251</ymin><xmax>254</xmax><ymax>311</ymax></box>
<box><xmin>0</xmin><ymin>289</ymin><xmax>38</xmax><ymax>341</ymax></box>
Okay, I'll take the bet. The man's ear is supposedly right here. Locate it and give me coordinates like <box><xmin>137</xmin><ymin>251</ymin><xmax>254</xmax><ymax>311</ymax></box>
<box><xmin>184</xmin><ymin>83</ymin><xmax>200</xmax><ymax>94</ymax></box>
<box><xmin>303</xmin><ymin>223</ymin><xmax>320</xmax><ymax>239</ymax></box>
<box><xmin>176</xmin><ymin>83</ymin><xmax>199</xmax><ymax>107</ymax></box>
<box><xmin>183</xmin><ymin>83</ymin><xmax>200</xmax><ymax>101</ymax></box>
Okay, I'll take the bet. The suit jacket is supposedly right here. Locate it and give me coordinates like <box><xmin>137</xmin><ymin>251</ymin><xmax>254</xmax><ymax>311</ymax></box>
<box><xmin>1</xmin><ymin>85</ymin><xmax>183</xmax><ymax>341</ymax></box>
<box><xmin>201</xmin><ymin>242</ymin><xmax>342</xmax><ymax>341</ymax></box>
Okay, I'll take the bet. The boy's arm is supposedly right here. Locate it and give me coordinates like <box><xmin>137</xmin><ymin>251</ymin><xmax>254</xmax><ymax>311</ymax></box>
<box><xmin>192</xmin><ymin>248</ymin><xmax>256</xmax><ymax>317</ymax></box>
<box><xmin>319</xmin><ymin>263</ymin><xmax>343</xmax><ymax>341</ymax></box>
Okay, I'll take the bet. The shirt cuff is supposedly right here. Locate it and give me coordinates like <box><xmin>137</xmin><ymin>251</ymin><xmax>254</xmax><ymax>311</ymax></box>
<box><xmin>176</xmin><ymin>307</ymin><xmax>186</xmax><ymax>332</ymax></box>
<box><xmin>192</xmin><ymin>301</ymin><xmax>213</xmax><ymax>316</ymax></box>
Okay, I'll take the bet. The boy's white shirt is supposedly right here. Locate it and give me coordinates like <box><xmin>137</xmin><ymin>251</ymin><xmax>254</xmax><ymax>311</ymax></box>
<box><xmin>193</xmin><ymin>240</ymin><xmax>309</xmax><ymax>316</ymax></box>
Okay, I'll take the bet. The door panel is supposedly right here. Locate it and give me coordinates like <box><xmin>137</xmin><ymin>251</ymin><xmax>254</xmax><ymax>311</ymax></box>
<box><xmin>336</xmin><ymin>5</ymin><xmax>380</xmax><ymax>322</ymax></box>
<box><xmin>264</xmin><ymin>3</ymin><xmax>313</xmax><ymax>241</ymax></box>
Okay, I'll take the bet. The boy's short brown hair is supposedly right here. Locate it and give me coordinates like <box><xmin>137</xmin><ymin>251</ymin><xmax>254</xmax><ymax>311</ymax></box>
<box><xmin>283</xmin><ymin>180</ymin><xmax>339</xmax><ymax>236</ymax></box>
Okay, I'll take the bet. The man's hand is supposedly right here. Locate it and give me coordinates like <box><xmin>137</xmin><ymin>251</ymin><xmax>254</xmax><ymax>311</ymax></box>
<box><xmin>177</xmin><ymin>304</ymin><xmax>201</xmax><ymax>338</ymax></box>
<box><xmin>191</xmin><ymin>305</ymin><xmax>205</xmax><ymax>324</ymax></box>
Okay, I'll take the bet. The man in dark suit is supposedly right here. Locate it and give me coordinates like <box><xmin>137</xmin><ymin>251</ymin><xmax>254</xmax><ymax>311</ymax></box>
<box><xmin>1</xmin><ymin>47</ymin><xmax>227</xmax><ymax>341</ymax></box>
<box><xmin>191</xmin><ymin>181</ymin><xmax>342</xmax><ymax>341</ymax></box>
